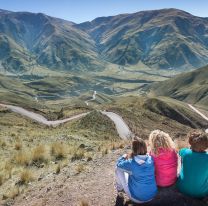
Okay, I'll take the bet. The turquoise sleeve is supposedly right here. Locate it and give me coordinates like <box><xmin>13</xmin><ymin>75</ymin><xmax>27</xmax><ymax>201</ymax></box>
<box><xmin>179</xmin><ymin>148</ymin><xmax>188</xmax><ymax>157</ymax></box>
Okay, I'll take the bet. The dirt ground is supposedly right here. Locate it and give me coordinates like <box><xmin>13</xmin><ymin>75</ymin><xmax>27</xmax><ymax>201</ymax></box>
<box><xmin>1</xmin><ymin>148</ymin><xmax>205</xmax><ymax>206</ymax></box>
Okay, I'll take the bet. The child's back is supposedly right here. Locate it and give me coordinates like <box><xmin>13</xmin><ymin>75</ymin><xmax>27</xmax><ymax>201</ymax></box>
<box><xmin>149</xmin><ymin>130</ymin><xmax>178</xmax><ymax>187</ymax></box>
<box><xmin>117</xmin><ymin>154</ymin><xmax>157</xmax><ymax>201</ymax></box>
<box><xmin>151</xmin><ymin>148</ymin><xmax>178</xmax><ymax>187</ymax></box>
<box><xmin>177</xmin><ymin>148</ymin><xmax>208</xmax><ymax>198</ymax></box>
<box><xmin>177</xmin><ymin>130</ymin><xmax>208</xmax><ymax>198</ymax></box>
<box><xmin>115</xmin><ymin>137</ymin><xmax>157</xmax><ymax>203</ymax></box>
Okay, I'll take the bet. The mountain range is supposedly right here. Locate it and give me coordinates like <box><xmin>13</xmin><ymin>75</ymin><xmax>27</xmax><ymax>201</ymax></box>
<box><xmin>1</xmin><ymin>8</ymin><xmax>208</xmax><ymax>74</ymax></box>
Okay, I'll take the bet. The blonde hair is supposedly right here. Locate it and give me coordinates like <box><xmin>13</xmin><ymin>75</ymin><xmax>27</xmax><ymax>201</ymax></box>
<box><xmin>149</xmin><ymin>130</ymin><xmax>175</xmax><ymax>155</ymax></box>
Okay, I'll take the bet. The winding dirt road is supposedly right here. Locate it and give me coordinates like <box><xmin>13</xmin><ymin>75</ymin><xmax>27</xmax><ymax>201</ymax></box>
<box><xmin>0</xmin><ymin>103</ymin><xmax>132</xmax><ymax>139</ymax></box>
<box><xmin>101</xmin><ymin>111</ymin><xmax>132</xmax><ymax>139</ymax></box>
<box><xmin>0</xmin><ymin>103</ymin><xmax>89</xmax><ymax>126</ymax></box>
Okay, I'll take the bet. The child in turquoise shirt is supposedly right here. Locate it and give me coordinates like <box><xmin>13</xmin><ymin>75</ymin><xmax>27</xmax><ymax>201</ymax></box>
<box><xmin>177</xmin><ymin>130</ymin><xmax>208</xmax><ymax>198</ymax></box>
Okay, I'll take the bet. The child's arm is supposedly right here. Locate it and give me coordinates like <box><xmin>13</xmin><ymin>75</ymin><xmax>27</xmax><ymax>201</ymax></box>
<box><xmin>117</xmin><ymin>154</ymin><xmax>132</xmax><ymax>174</ymax></box>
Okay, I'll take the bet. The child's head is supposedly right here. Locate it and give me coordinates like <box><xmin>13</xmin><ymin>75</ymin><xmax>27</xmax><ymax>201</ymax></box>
<box><xmin>188</xmin><ymin>130</ymin><xmax>208</xmax><ymax>152</ymax></box>
<box><xmin>132</xmin><ymin>137</ymin><xmax>147</xmax><ymax>156</ymax></box>
<box><xmin>149</xmin><ymin>130</ymin><xmax>175</xmax><ymax>154</ymax></box>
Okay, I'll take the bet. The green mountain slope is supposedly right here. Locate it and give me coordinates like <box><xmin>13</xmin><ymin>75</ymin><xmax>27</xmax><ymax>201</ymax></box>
<box><xmin>78</xmin><ymin>9</ymin><xmax>208</xmax><ymax>70</ymax></box>
<box><xmin>0</xmin><ymin>8</ymin><xmax>208</xmax><ymax>74</ymax></box>
<box><xmin>0</xmin><ymin>74</ymin><xmax>40</xmax><ymax>107</ymax></box>
<box><xmin>149</xmin><ymin>65</ymin><xmax>208</xmax><ymax>107</ymax></box>
<box><xmin>0</xmin><ymin>11</ymin><xmax>104</xmax><ymax>73</ymax></box>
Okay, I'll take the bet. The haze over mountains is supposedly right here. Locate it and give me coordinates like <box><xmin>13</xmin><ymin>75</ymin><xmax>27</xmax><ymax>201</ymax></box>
<box><xmin>1</xmin><ymin>8</ymin><xmax>208</xmax><ymax>75</ymax></box>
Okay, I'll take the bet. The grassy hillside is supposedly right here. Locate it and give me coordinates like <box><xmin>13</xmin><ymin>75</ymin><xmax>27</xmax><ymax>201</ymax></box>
<box><xmin>0</xmin><ymin>75</ymin><xmax>41</xmax><ymax>108</ymax></box>
<box><xmin>148</xmin><ymin>65</ymin><xmax>208</xmax><ymax>108</ymax></box>
<box><xmin>0</xmin><ymin>11</ymin><xmax>104</xmax><ymax>73</ymax></box>
<box><xmin>0</xmin><ymin>93</ymin><xmax>207</xmax><ymax>204</ymax></box>
<box><xmin>78</xmin><ymin>9</ymin><xmax>208</xmax><ymax>70</ymax></box>
<box><xmin>0</xmin><ymin>106</ymin><xmax>121</xmax><ymax>203</ymax></box>
<box><xmin>103</xmin><ymin>96</ymin><xmax>208</xmax><ymax>138</ymax></box>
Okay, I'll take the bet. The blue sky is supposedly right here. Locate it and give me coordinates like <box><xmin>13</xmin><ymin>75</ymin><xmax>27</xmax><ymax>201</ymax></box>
<box><xmin>0</xmin><ymin>0</ymin><xmax>207</xmax><ymax>23</ymax></box>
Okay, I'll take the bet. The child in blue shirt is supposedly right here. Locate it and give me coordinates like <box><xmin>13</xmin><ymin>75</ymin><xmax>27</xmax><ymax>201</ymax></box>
<box><xmin>177</xmin><ymin>130</ymin><xmax>208</xmax><ymax>198</ymax></box>
<box><xmin>115</xmin><ymin>137</ymin><xmax>157</xmax><ymax>203</ymax></box>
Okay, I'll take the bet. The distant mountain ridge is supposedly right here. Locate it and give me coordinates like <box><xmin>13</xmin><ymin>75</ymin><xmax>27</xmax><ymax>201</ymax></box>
<box><xmin>1</xmin><ymin>8</ymin><xmax>208</xmax><ymax>74</ymax></box>
<box><xmin>0</xmin><ymin>10</ymin><xmax>103</xmax><ymax>73</ymax></box>
<box><xmin>78</xmin><ymin>9</ymin><xmax>208</xmax><ymax>70</ymax></box>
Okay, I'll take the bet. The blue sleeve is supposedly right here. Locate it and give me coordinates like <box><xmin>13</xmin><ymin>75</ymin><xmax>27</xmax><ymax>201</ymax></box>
<box><xmin>116</xmin><ymin>156</ymin><xmax>132</xmax><ymax>173</ymax></box>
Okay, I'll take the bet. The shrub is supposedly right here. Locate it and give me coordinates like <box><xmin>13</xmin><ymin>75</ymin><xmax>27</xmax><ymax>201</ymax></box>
<box><xmin>71</xmin><ymin>149</ymin><xmax>85</xmax><ymax>161</ymax></box>
<box><xmin>32</xmin><ymin>145</ymin><xmax>48</xmax><ymax>164</ymax></box>
<box><xmin>85</xmin><ymin>153</ymin><xmax>93</xmax><ymax>162</ymax></box>
<box><xmin>15</xmin><ymin>151</ymin><xmax>31</xmax><ymax>166</ymax></box>
<box><xmin>3</xmin><ymin>187</ymin><xmax>19</xmax><ymax>200</ymax></box>
<box><xmin>51</xmin><ymin>142</ymin><xmax>67</xmax><ymax>160</ymax></box>
<box><xmin>19</xmin><ymin>169</ymin><xmax>33</xmax><ymax>185</ymax></box>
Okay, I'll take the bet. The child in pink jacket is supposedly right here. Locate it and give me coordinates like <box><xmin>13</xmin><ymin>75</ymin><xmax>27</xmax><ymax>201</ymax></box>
<box><xmin>149</xmin><ymin>130</ymin><xmax>178</xmax><ymax>187</ymax></box>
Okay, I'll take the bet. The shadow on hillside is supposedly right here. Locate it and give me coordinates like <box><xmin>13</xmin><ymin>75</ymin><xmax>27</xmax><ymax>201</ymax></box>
<box><xmin>115</xmin><ymin>185</ymin><xmax>207</xmax><ymax>206</ymax></box>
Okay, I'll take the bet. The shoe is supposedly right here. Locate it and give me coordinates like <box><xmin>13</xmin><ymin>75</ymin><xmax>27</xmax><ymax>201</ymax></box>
<box><xmin>115</xmin><ymin>192</ymin><xmax>124</xmax><ymax>206</ymax></box>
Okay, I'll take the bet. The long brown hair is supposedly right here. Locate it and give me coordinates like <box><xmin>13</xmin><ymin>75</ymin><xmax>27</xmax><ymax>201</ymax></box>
<box><xmin>131</xmin><ymin>137</ymin><xmax>147</xmax><ymax>157</ymax></box>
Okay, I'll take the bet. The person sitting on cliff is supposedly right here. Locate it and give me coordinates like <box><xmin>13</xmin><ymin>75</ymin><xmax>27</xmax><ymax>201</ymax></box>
<box><xmin>177</xmin><ymin>130</ymin><xmax>208</xmax><ymax>198</ymax></box>
<box><xmin>115</xmin><ymin>137</ymin><xmax>157</xmax><ymax>204</ymax></box>
<box><xmin>149</xmin><ymin>130</ymin><xmax>178</xmax><ymax>187</ymax></box>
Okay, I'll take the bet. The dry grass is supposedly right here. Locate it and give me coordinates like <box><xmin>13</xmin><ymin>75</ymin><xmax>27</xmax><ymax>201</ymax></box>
<box><xmin>102</xmin><ymin>148</ymin><xmax>109</xmax><ymax>156</ymax></box>
<box><xmin>76</xmin><ymin>164</ymin><xmax>85</xmax><ymax>174</ymax></box>
<box><xmin>19</xmin><ymin>169</ymin><xmax>34</xmax><ymax>185</ymax></box>
<box><xmin>15</xmin><ymin>151</ymin><xmax>31</xmax><ymax>166</ymax></box>
<box><xmin>55</xmin><ymin>164</ymin><xmax>61</xmax><ymax>174</ymax></box>
<box><xmin>0</xmin><ymin>140</ymin><xmax>6</xmax><ymax>148</ymax></box>
<box><xmin>110</xmin><ymin>141</ymin><xmax>126</xmax><ymax>150</ymax></box>
<box><xmin>0</xmin><ymin>174</ymin><xmax>4</xmax><ymax>186</ymax></box>
<box><xmin>51</xmin><ymin>142</ymin><xmax>67</xmax><ymax>160</ymax></box>
<box><xmin>97</xmin><ymin>145</ymin><xmax>101</xmax><ymax>152</ymax></box>
<box><xmin>85</xmin><ymin>153</ymin><xmax>93</xmax><ymax>162</ymax></box>
<box><xmin>79</xmin><ymin>199</ymin><xmax>89</xmax><ymax>206</ymax></box>
<box><xmin>71</xmin><ymin>149</ymin><xmax>85</xmax><ymax>161</ymax></box>
<box><xmin>4</xmin><ymin>162</ymin><xmax>13</xmax><ymax>178</ymax></box>
<box><xmin>32</xmin><ymin>145</ymin><xmax>48</xmax><ymax>164</ymax></box>
<box><xmin>3</xmin><ymin>186</ymin><xmax>20</xmax><ymax>200</ymax></box>
<box><xmin>14</xmin><ymin>141</ymin><xmax>22</xmax><ymax>150</ymax></box>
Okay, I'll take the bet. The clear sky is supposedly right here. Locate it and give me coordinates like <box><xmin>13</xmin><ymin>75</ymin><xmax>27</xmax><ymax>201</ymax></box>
<box><xmin>0</xmin><ymin>0</ymin><xmax>207</xmax><ymax>23</ymax></box>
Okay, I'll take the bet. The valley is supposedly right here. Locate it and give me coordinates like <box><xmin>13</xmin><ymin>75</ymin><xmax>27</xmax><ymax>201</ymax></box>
<box><xmin>0</xmin><ymin>6</ymin><xmax>208</xmax><ymax>206</ymax></box>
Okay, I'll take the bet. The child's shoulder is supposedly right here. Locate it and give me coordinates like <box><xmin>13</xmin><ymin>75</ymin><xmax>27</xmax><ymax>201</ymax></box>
<box><xmin>179</xmin><ymin>148</ymin><xmax>191</xmax><ymax>157</ymax></box>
